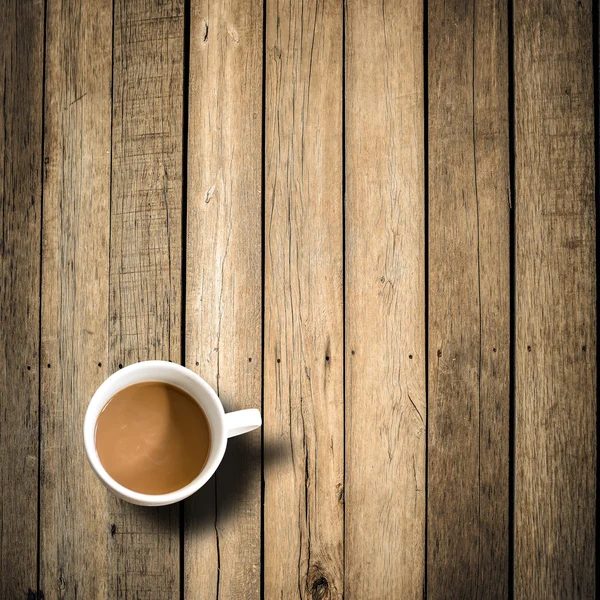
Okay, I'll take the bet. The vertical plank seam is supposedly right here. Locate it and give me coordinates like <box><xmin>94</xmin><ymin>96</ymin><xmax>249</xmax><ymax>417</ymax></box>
<box><xmin>423</xmin><ymin>0</ymin><xmax>429</xmax><ymax>597</ymax></box>
<box><xmin>593</xmin><ymin>1</ymin><xmax>599</xmax><ymax>595</ymax></box>
<box><xmin>37</xmin><ymin>0</ymin><xmax>49</xmax><ymax>596</ymax></box>
<box><xmin>260</xmin><ymin>0</ymin><xmax>267</xmax><ymax>597</ymax></box>
<box><xmin>107</xmin><ymin>0</ymin><xmax>116</xmax><ymax>589</ymax></box>
<box><xmin>471</xmin><ymin>2</ymin><xmax>483</xmax><ymax>596</ymax></box>
<box><xmin>214</xmin><ymin>493</ymin><xmax>221</xmax><ymax>600</ymax></box>
<box><xmin>0</xmin><ymin>27</ymin><xmax>5</xmax><ymax>576</ymax></box>
<box><xmin>507</xmin><ymin>0</ymin><xmax>516</xmax><ymax>597</ymax></box>
<box><xmin>107</xmin><ymin>0</ymin><xmax>116</xmax><ymax>390</ymax></box>
<box><xmin>342</xmin><ymin>0</ymin><xmax>347</xmax><ymax>597</ymax></box>
<box><xmin>181</xmin><ymin>1</ymin><xmax>192</xmax><ymax>598</ymax></box>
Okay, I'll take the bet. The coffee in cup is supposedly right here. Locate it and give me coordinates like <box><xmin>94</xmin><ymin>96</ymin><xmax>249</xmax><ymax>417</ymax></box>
<box><xmin>95</xmin><ymin>382</ymin><xmax>210</xmax><ymax>495</ymax></box>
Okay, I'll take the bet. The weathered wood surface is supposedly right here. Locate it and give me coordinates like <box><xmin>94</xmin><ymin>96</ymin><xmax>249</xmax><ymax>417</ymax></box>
<box><xmin>0</xmin><ymin>0</ymin><xmax>596</xmax><ymax>597</ymax></box>
<box><xmin>427</xmin><ymin>0</ymin><xmax>511</xmax><ymax>597</ymax></box>
<box><xmin>184</xmin><ymin>0</ymin><xmax>263</xmax><ymax>598</ymax></box>
<box><xmin>40</xmin><ymin>0</ymin><xmax>113</xmax><ymax>598</ymax></box>
<box><xmin>109</xmin><ymin>0</ymin><xmax>185</xmax><ymax>595</ymax></box>
<box><xmin>0</xmin><ymin>0</ymin><xmax>44</xmax><ymax>597</ymax></box>
<box><xmin>514</xmin><ymin>0</ymin><xmax>596</xmax><ymax>597</ymax></box>
<box><xmin>345</xmin><ymin>0</ymin><xmax>426</xmax><ymax>597</ymax></box>
<box><xmin>264</xmin><ymin>0</ymin><xmax>344</xmax><ymax>598</ymax></box>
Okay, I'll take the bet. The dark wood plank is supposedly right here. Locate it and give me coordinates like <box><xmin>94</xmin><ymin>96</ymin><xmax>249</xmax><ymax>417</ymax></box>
<box><xmin>108</xmin><ymin>0</ymin><xmax>184</xmax><ymax>595</ymax></box>
<box><xmin>0</xmin><ymin>0</ymin><xmax>44</xmax><ymax>596</ymax></box>
<box><xmin>514</xmin><ymin>0</ymin><xmax>596</xmax><ymax>596</ymax></box>
<box><xmin>428</xmin><ymin>0</ymin><xmax>510</xmax><ymax>596</ymax></box>
<box><xmin>40</xmin><ymin>0</ymin><xmax>113</xmax><ymax>596</ymax></box>
<box><xmin>471</xmin><ymin>2</ymin><xmax>511</xmax><ymax>595</ymax></box>
<box><xmin>345</xmin><ymin>0</ymin><xmax>426</xmax><ymax>597</ymax></box>
<box><xmin>184</xmin><ymin>0</ymin><xmax>263</xmax><ymax>598</ymax></box>
<box><xmin>264</xmin><ymin>0</ymin><xmax>344</xmax><ymax>597</ymax></box>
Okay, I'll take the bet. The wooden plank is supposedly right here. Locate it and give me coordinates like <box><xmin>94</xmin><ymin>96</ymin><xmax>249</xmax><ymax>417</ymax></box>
<box><xmin>345</xmin><ymin>0</ymin><xmax>426</xmax><ymax>597</ymax></box>
<box><xmin>184</xmin><ymin>0</ymin><xmax>263</xmax><ymax>598</ymax></box>
<box><xmin>40</xmin><ymin>0</ymin><xmax>113</xmax><ymax>597</ymax></box>
<box><xmin>108</xmin><ymin>0</ymin><xmax>184</xmax><ymax>595</ymax></box>
<box><xmin>471</xmin><ymin>2</ymin><xmax>511</xmax><ymax>595</ymax></box>
<box><xmin>0</xmin><ymin>0</ymin><xmax>44</xmax><ymax>596</ymax></box>
<box><xmin>264</xmin><ymin>0</ymin><xmax>344</xmax><ymax>597</ymax></box>
<box><xmin>514</xmin><ymin>0</ymin><xmax>596</xmax><ymax>596</ymax></box>
<box><xmin>427</xmin><ymin>0</ymin><xmax>510</xmax><ymax>596</ymax></box>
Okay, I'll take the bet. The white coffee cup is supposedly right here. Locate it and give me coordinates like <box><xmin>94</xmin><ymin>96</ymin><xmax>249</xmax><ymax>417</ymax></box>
<box><xmin>84</xmin><ymin>360</ymin><xmax>262</xmax><ymax>506</ymax></box>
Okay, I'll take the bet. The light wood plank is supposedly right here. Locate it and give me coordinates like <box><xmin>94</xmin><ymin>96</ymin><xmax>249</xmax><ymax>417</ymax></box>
<box><xmin>514</xmin><ymin>0</ymin><xmax>596</xmax><ymax>596</ymax></box>
<box><xmin>40</xmin><ymin>0</ymin><xmax>113</xmax><ymax>597</ymax></box>
<box><xmin>264</xmin><ymin>0</ymin><xmax>344</xmax><ymax>597</ymax></box>
<box><xmin>345</xmin><ymin>0</ymin><xmax>426</xmax><ymax>597</ymax></box>
<box><xmin>0</xmin><ymin>0</ymin><xmax>44</xmax><ymax>596</ymax></box>
<box><xmin>427</xmin><ymin>0</ymin><xmax>510</xmax><ymax>596</ymax></box>
<box><xmin>108</xmin><ymin>0</ymin><xmax>185</xmax><ymax>595</ymax></box>
<box><xmin>184</xmin><ymin>0</ymin><xmax>263</xmax><ymax>598</ymax></box>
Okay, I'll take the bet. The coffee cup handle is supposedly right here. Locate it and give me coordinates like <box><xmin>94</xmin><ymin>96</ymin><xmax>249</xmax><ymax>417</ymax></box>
<box><xmin>224</xmin><ymin>409</ymin><xmax>262</xmax><ymax>438</ymax></box>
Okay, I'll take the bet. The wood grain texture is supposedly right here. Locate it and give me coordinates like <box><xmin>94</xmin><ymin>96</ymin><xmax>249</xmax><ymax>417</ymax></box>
<box><xmin>0</xmin><ymin>0</ymin><xmax>44</xmax><ymax>596</ymax></box>
<box><xmin>40</xmin><ymin>0</ymin><xmax>113</xmax><ymax>597</ymax></box>
<box><xmin>345</xmin><ymin>0</ymin><xmax>426</xmax><ymax>597</ymax></box>
<box><xmin>428</xmin><ymin>0</ymin><xmax>510</xmax><ymax>596</ymax></box>
<box><xmin>514</xmin><ymin>0</ymin><xmax>596</xmax><ymax>596</ymax></box>
<box><xmin>264</xmin><ymin>0</ymin><xmax>344</xmax><ymax>597</ymax></box>
<box><xmin>184</xmin><ymin>0</ymin><xmax>263</xmax><ymax>598</ymax></box>
<box><xmin>108</xmin><ymin>0</ymin><xmax>184</xmax><ymax>596</ymax></box>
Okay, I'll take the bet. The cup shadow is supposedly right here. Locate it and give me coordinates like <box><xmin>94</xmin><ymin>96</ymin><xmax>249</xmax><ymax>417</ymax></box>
<box><xmin>184</xmin><ymin>433</ymin><xmax>289</xmax><ymax>535</ymax></box>
<box><xmin>124</xmin><ymin>434</ymin><xmax>289</xmax><ymax>535</ymax></box>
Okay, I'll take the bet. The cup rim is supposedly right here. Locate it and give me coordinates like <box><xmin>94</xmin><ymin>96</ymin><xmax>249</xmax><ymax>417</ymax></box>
<box><xmin>83</xmin><ymin>360</ymin><xmax>228</xmax><ymax>506</ymax></box>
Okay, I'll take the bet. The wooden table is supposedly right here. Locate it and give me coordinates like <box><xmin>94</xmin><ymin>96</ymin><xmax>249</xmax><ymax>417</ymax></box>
<box><xmin>1</xmin><ymin>0</ymin><xmax>596</xmax><ymax>598</ymax></box>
